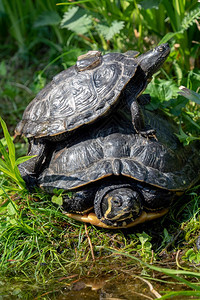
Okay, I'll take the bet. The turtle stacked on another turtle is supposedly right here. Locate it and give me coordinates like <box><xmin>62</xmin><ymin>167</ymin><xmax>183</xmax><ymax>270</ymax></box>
<box><xmin>15</xmin><ymin>43</ymin><xmax>200</xmax><ymax>228</ymax></box>
<box><xmin>15</xmin><ymin>43</ymin><xmax>170</xmax><ymax>186</ymax></box>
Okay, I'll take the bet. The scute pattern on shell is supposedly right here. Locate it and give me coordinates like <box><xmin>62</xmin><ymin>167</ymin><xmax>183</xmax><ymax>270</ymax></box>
<box><xmin>15</xmin><ymin>52</ymin><xmax>139</xmax><ymax>138</ymax></box>
<box><xmin>38</xmin><ymin>110</ymin><xmax>200</xmax><ymax>193</ymax></box>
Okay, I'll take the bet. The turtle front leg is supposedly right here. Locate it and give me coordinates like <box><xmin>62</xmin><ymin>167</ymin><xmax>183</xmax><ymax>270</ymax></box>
<box><xmin>130</xmin><ymin>98</ymin><xmax>156</xmax><ymax>138</ymax></box>
<box><xmin>62</xmin><ymin>188</ymin><xmax>96</xmax><ymax>214</ymax></box>
<box><xmin>137</xmin><ymin>93</ymin><xmax>151</xmax><ymax>106</ymax></box>
<box><xmin>18</xmin><ymin>138</ymin><xmax>49</xmax><ymax>189</ymax></box>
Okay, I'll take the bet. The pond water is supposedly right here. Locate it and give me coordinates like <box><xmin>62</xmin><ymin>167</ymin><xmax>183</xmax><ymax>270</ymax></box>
<box><xmin>0</xmin><ymin>272</ymin><xmax>196</xmax><ymax>299</ymax></box>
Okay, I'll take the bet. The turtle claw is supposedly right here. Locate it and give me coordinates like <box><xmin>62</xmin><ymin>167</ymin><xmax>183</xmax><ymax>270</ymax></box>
<box><xmin>139</xmin><ymin>127</ymin><xmax>157</xmax><ymax>139</ymax></box>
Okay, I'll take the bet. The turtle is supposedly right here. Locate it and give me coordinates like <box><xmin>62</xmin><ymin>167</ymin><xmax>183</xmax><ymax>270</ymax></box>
<box><xmin>15</xmin><ymin>43</ymin><xmax>170</xmax><ymax>185</ymax></box>
<box><xmin>38</xmin><ymin>109</ymin><xmax>200</xmax><ymax>229</ymax></box>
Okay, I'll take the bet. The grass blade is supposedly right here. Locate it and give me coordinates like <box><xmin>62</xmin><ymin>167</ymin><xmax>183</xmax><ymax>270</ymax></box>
<box><xmin>179</xmin><ymin>86</ymin><xmax>200</xmax><ymax>105</ymax></box>
<box><xmin>159</xmin><ymin>31</ymin><xmax>181</xmax><ymax>44</ymax></box>
<box><xmin>111</xmin><ymin>250</ymin><xmax>200</xmax><ymax>291</ymax></box>
<box><xmin>0</xmin><ymin>116</ymin><xmax>15</xmax><ymax>169</ymax></box>
<box><xmin>0</xmin><ymin>140</ymin><xmax>11</xmax><ymax>167</ymax></box>
<box><xmin>0</xmin><ymin>158</ymin><xmax>10</xmax><ymax>170</ymax></box>
<box><xmin>0</xmin><ymin>165</ymin><xmax>21</xmax><ymax>183</ymax></box>
<box><xmin>0</xmin><ymin>117</ymin><xmax>29</xmax><ymax>189</ymax></box>
<box><xmin>159</xmin><ymin>290</ymin><xmax>200</xmax><ymax>299</ymax></box>
<box><xmin>15</xmin><ymin>156</ymin><xmax>36</xmax><ymax>166</ymax></box>
<box><xmin>2</xmin><ymin>0</ymin><xmax>24</xmax><ymax>47</ymax></box>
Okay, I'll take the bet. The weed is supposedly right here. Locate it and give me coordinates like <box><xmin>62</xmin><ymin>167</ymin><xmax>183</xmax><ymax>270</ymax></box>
<box><xmin>183</xmin><ymin>248</ymin><xmax>200</xmax><ymax>264</ymax></box>
<box><xmin>0</xmin><ymin>117</ymin><xmax>33</xmax><ymax>189</ymax></box>
<box><xmin>136</xmin><ymin>232</ymin><xmax>155</xmax><ymax>263</ymax></box>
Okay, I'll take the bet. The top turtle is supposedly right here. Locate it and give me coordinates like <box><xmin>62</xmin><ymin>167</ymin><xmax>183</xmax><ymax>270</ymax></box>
<box><xmin>15</xmin><ymin>43</ymin><xmax>170</xmax><ymax>185</ymax></box>
<box><xmin>16</xmin><ymin>43</ymin><xmax>170</xmax><ymax>140</ymax></box>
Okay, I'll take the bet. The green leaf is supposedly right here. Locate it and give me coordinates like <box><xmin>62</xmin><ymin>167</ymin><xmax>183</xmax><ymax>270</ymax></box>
<box><xmin>52</xmin><ymin>195</ymin><xmax>63</xmax><ymax>206</ymax></box>
<box><xmin>181</xmin><ymin>8</ymin><xmax>200</xmax><ymax>31</ymax></box>
<box><xmin>13</xmin><ymin>165</ymin><xmax>26</xmax><ymax>188</ymax></box>
<box><xmin>97</xmin><ymin>20</ymin><xmax>125</xmax><ymax>40</ymax></box>
<box><xmin>7</xmin><ymin>202</ymin><xmax>17</xmax><ymax>216</ymax></box>
<box><xmin>185</xmin><ymin>249</ymin><xmax>194</xmax><ymax>258</ymax></box>
<box><xmin>175</xmin><ymin>127</ymin><xmax>190</xmax><ymax>144</ymax></box>
<box><xmin>0</xmin><ymin>117</ymin><xmax>26</xmax><ymax>188</ymax></box>
<box><xmin>146</xmin><ymin>79</ymin><xmax>179</xmax><ymax>105</ymax></box>
<box><xmin>173</xmin><ymin>62</ymin><xmax>183</xmax><ymax>85</ymax></box>
<box><xmin>137</xmin><ymin>232</ymin><xmax>152</xmax><ymax>247</ymax></box>
<box><xmin>0</xmin><ymin>165</ymin><xmax>18</xmax><ymax>181</ymax></box>
<box><xmin>34</xmin><ymin>11</ymin><xmax>61</xmax><ymax>28</ymax></box>
<box><xmin>0</xmin><ymin>158</ymin><xmax>10</xmax><ymax>170</ymax></box>
<box><xmin>0</xmin><ymin>161</ymin><xmax>25</xmax><ymax>189</ymax></box>
<box><xmin>159</xmin><ymin>291</ymin><xmax>200</xmax><ymax>299</ymax></box>
<box><xmin>175</xmin><ymin>127</ymin><xmax>199</xmax><ymax>145</ymax></box>
<box><xmin>0</xmin><ymin>139</ymin><xmax>10</xmax><ymax>166</ymax></box>
<box><xmin>0</xmin><ymin>116</ymin><xmax>15</xmax><ymax>169</ymax></box>
<box><xmin>60</xmin><ymin>7</ymin><xmax>92</xmax><ymax>35</ymax></box>
<box><xmin>182</xmin><ymin>112</ymin><xmax>200</xmax><ymax>130</ymax></box>
<box><xmin>15</xmin><ymin>155</ymin><xmax>36</xmax><ymax>166</ymax></box>
<box><xmin>0</xmin><ymin>166</ymin><xmax>12</xmax><ymax>180</ymax></box>
<box><xmin>179</xmin><ymin>86</ymin><xmax>200</xmax><ymax>105</ymax></box>
<box><xmin>158</xmin><ymin>32</ymin><xmax>181</xmax><ymax>44</ymax></box>
<box><xmin>7</xmin><ymin>217</ymin><xmax>17</xmax><ymax>225</ymax></box>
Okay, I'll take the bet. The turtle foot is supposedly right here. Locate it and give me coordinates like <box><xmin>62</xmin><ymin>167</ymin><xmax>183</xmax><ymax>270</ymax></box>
<box><xmin>139</xmin><ymin>127</ymin><xmax>157</xmax><ymax>139</ymax></box>
<box><xmin>22</xmin><ymin>174</ymin><xmax>38</xmax><ymax>191</ymax></box>
<box><xmin>18</xmin><ymin>166</ymin><xmax>37</xmax><ymax>190</ymax></box>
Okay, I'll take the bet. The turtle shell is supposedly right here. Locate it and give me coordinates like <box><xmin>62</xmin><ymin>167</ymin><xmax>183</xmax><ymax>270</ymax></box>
<box><xmin>16</xmin><ymin>50</ymin><xmax>143</xmax><ymax>139</ymax></box>
<box><xmin>38</xmin><ymin>109</ymin><xmax>200</xmax><ymax>192</ymax></box>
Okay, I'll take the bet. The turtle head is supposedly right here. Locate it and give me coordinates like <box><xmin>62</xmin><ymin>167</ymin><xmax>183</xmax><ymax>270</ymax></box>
<box><xmin>94</xmin><ymin>184</ymin><xmax>143</xmax><ymax>227</ymax></box>
<box><xmin>137</xmin><ymin>43</ymin><xmax>170</xmax><ymax>79</ymax></box>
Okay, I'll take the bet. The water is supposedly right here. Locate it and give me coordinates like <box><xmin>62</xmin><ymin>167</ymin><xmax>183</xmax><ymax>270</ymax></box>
<box><xmin>0</xmin><ymin>272</ymin><xmax>196</xmax><ymax>299</ymax></box>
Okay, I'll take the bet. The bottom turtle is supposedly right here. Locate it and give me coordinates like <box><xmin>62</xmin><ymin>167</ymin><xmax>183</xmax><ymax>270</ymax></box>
<box><xmin>37</xmin><ymin>110</ymin><xmax>200</xmax><ymax>229</ymax></box>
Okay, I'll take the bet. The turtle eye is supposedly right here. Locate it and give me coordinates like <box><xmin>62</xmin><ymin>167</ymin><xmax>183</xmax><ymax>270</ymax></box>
<box><xmin>157</xmin><ymin>43</ymin><xmax>169</xmax><ymax>52</ymax></box>
<box><xmin>112</xmin><ymin>197</ymin><xmax>122</xmax><ymax>207</ymax></box>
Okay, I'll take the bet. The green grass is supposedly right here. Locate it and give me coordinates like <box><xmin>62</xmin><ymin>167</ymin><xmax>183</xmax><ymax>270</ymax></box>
<box><xmin>0</xmin><ymin>180</ymin><xmax>200</xmax><ymax>298</ymax></box>
<box><xmin>0</xmin><ymin>0</ymin><xmax>200</xmax><ymax>298</ymax></box>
